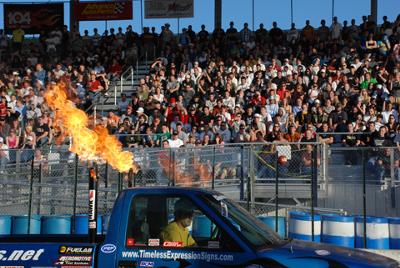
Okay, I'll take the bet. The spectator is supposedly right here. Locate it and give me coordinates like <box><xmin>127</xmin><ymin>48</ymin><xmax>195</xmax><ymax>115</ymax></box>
<box><xmin>0</xmin><ymin>137</ymin><xmax>9</xmax><ymax>172</ymax></box>
<box><xmin>12</xmin><ymin>24</ymin><xmax>24</xmax><ymax>52</ymax></box>
<box><xmin>168</xmin><ymin>131</ymin><xmax>184</xmax><ymax>148</ymax></box>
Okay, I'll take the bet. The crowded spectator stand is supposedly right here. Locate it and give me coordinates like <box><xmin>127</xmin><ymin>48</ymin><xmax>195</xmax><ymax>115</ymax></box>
<box><xmin>0</xmin><ymin>15</ymin><xmax>400</xmax><ymax>179</ymax></box>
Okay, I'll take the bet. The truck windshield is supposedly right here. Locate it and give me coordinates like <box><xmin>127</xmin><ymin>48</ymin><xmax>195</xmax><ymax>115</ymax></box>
<box><xmin>200</xmin><ymin>194</ymin><xmax>283</xmax><ymax>249</ymax></box>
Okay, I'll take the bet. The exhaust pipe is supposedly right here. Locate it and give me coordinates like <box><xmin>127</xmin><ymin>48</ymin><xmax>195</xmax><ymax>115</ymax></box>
<box><xmin>89</xmin><ymin>167</ymin><xmax>98</xmax><ymax>243</ymax></box>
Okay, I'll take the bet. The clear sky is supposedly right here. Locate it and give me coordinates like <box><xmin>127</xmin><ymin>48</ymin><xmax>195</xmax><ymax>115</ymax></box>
<box><xmin>1</xmin><ymin>0</ymin><xmax>399</xmax><ymax>34</ymax></box>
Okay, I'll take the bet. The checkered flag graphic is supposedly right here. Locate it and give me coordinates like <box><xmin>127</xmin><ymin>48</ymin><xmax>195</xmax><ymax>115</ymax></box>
<box><xmin>114</xmin><ymin>2</ymin><xmax>125</xmax><ymax>14</ymax></box>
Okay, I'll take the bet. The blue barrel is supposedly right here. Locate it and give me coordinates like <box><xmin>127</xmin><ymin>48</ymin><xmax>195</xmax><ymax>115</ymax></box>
<box><xmin>257</xmin><ymin>216</ymin><xmax>286</xmax><ymax>237</ymax></box>
<box><xmin>322</xmin><ymin>214</ymin><xmax>355</xmax><ymax>248</ymax></box>
<box><xmin>102</xmin><ymin>215</ymin><xmax>111</xmax><ymax>234</ymax></box>
<box><xmin>41</xmin><ymin>215</ymin><xmax>71</xmax><ymax>234</ymax></box>
<box><xmin>192</xmin><ymin>215</ymin><xmax>212</xmax><ymax>237</ymax></box>
<box><xmin>73</xmin><ymin>215</ymin><xmax>102</xmax><ymax>235</ymax></box>
<box><xmin>289</xmin><ymin>211</ymin><xmax>321</xmax><ymax>242</ymax></box>
<box><xmin>12</xmin><ymin>215</ymin><xmax>41</xmax><ymax>234</ymax></box>
<box><xmin>0</xmin><ymin>216</ymin><xmax>12</xmax><ymax>235</ymax></box>
<box><xmin>388</xmin><ymin>218</ymin><xmax>400</xmax><ymax>249</ymax></box>
<box><xmin>355</xmin><ymin>217</ymin><xmax>389</xmax><ymax>249</ymax></box>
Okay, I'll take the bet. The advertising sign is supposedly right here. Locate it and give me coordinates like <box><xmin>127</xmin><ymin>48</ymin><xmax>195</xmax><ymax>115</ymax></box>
<box><xmin>75</xmin><ymin>1</ymin><xmax>133</xmax><ymax>21</ymax></box>
<box><xmin>145</xmin><ymin>0</ymin><xmax>193</xmax><ymax>18</ymax></box>
<box><xmin>4</xmin><ymin>3</ymin><xmax>64</xmax><ymax>34</ymax></box>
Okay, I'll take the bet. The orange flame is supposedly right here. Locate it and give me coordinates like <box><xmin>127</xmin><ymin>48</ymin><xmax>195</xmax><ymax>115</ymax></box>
<box><xmin>45</xmin><ymin>82</ymin><xmax>137</xmax><ymax>173</ymax></box>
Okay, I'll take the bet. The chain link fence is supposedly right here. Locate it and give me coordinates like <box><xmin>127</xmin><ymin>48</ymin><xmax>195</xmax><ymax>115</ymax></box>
<box><xmin>0</xmin><ymin>143</ymin><xmax>399</xmax><ymax>221</ymax></box>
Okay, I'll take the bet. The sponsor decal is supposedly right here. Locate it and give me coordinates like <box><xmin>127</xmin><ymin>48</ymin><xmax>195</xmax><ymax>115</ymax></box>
<box><xmin>139</xmin><ymin>261</ymin><xmax>154</xmax><ymax>267</ymax></box>
<box><xmin>0</xmin><ymin>249</ymin><xmax>44</xmax><ymax>262</ymax></box>
<box><xmin>122</xmin><ymin>250</ymin><xmax>234</xmax><ymax>262</ymax></box>
<box><xmin>0</xmin><ymin>266</ymin><xmax>24</xmax><ymax>268</ymax></box>
<box><xmin>54</xmin><ymin>256</ymin><xmax>92</xmax><ymax>265</ymax></box>
<box><xmin>100</xmin><ymin>244</ymin><xmax>116</xmax><ymax>254</ymax></box>
<box><xmin>148</xmin><ymin>239</ymin><xmax>160</xmax><ymax>247</ymax></box>
<box><xmin>58</xmin><ymin>246</ymin><xmax>93</xmax><ymax>255</ymax></box>
<box><xmin>89</xmin><ymin>190</ymin><xmax>96</xmax><ymax>221</ymax></box>
<box><xmin>162</xmin><ymin>241</ymin><xmax>183</xmax><ymax>247</ymax></box>
<box><xmin>207</xmin><ymin>241</ymin><xmax>220</xmax><ymax>249</ymax></box>
<box><xmin>315</xmin><ymin>249</ymin><xmax>331</xmax><ymax>256</ymax></box>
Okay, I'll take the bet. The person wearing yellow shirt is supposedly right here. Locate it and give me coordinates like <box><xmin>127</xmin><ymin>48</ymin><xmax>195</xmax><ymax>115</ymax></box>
<box><xmin>12</xmin><ymin>24</ymin><xmax>25</xmax><ymax>52</ymax></box>
<box><xmin>160</xmin><ymin>199</ymin><xmax>196</xmax><ymax>247</ymax></box>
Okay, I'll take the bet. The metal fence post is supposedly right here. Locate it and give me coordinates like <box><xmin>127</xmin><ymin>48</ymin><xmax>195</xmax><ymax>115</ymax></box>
<box><xmin>118</xmin><ymin>172</ymin><xmax>122</xmax><ymax>193</ymax></box>
<box><xmin>389</xmin><ymin>148</ymin><xmax>396</xmax><ymax>208</ymax></box>
<box><xmin>172</xmin><ymin>149</ymin><xmax>176</xmax><ymax>187</ymax></box>
<box><xmin>27</xmin><ymin>159</ymin><xmax>34</xmax><ymax>234</ymax></box>
<box><xmin>168</xmin><ymin>148</ymin><xmax>172</xmax><ymax>186</ymax></box>
<box><xmin>362</xmin><ymin>149</ymin><xmax>367</xmax><ymax>248</ymax></box>
<box><xmin>240</xmin><ymin>145</ymin><xmax>244</xmax><ymax>200</ymax></box>
<box><xmin>247</xmin><ymin>145</ymin><xmax>252</xmax><ymax>211</ymax></box>
<box><xmin>36</xmin><ymin>163</ymin><xmax>42</xmax><ymax>215</ymax></box>
<box><xmin>212</xmin><ymin>146</ymin><xmax>216</xmax><ymax>190</ymax></box>
<box><xmin>275</xmin><ymin>149</ymin><xmax>279</xmax><ymax>234</ymax></box>
<box><xmin>248</xmin><ymin>145</ymin><xmax>255</xmax><ymax>214</ymax></box>
<box><xmin>311</xmin><ymin>145</ymin><xmax>317</xmax><ymax>241</ymax></box>
<box><xmin>72</xmin><ymin>155</ymin><xmax>78</xmax><ymax>233</ymax></box>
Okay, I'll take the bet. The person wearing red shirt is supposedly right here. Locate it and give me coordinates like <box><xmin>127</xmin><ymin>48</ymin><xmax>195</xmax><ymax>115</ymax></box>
<box><xmin>88</xmin><ymin>73</ymin><xmax>103</xmax><ymax>93</ymax></box>
<box><xmin>0</xmin><ymin>97</ymin><xmax>7</xmax><ymax>120</ymax></box>
<box><xmin>250</xmin><ymin>90</ymin><xmax>267</xmax><ymax>107</ymax></box>
<box><xmin>107</xmin><ymin>58</ymin><xmax>122</xmax><ymax>81</ymax></box>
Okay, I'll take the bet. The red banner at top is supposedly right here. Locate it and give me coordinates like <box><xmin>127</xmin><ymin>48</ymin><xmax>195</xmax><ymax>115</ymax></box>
<box><xmin>4</xmin><ymin>3</ymin><xmax>64</xmax><ymax>34</ymax></box>
<box><xmin>75</xmin><ymin>1</ymin><xmax>132</xmax><ymax>21</ymax></box>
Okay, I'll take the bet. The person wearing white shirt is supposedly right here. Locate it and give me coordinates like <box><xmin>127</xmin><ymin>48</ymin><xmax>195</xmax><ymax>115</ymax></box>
<box><xmin>330</xmin><ymin>17</ymin><xmax>343</xmax><ymax>40</ymax></box>
<box><xmin>168</xmin><ymin>132</ymin><xmax>184</xmax><ymax>148</ymax></box>
<box><xmin>0</xmin><ymin>137</ymin><xmax>9</xmax><ymax>173</ymax></box>
<box><xmin>382</xmin><ymin>102</ymin><xmax>398</xmax><ymax>123</ymax></box>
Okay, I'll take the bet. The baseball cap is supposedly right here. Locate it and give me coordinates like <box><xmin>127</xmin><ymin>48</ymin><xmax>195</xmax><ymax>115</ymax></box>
<box><xmin>136</xmin><ymin>107</ymin><xmax>144</xmax><ymax>113</ymax></box>
<box><xmin>254</xmin><ymin>113</ymin><xmax>261</xmax><ymax>118</ymax></box>
<box><xmin>0</xmin><ymin>137</ymin><xmax>3</xmax><ymax>143</ymax></box>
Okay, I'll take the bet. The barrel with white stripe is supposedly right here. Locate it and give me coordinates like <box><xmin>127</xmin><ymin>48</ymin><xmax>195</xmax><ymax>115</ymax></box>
<box><xmin>388</xmin><ymin>218</ymin><xmax>400</xmax><ymax>249</ymax></box>
<box><xmin>355</xmin><ymin>217</ymin><xmax>389</xmax><ymax>249</ymax></box>
<box><xmin>322</xmin><ymin>214</ymin><xmax>354</xmax><ymax>248</ymax></box>
<box><xmin>289</xmin><ymin>211</ymin><xmax>321</xmax><ymax>242</ymax></box>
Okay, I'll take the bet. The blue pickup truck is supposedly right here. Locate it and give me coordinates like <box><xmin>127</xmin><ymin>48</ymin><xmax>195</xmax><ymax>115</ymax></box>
<box><xmin>0</xmin><ymin>187</ymin><xmax>398</xmax><ymax>267</ymax></box>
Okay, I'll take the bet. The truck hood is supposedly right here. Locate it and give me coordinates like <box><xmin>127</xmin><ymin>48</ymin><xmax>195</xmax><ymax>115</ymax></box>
<box><xmin>257</xmin><ymin>239</ymin><xmax>399</xmax><ymax>268</ymax></box>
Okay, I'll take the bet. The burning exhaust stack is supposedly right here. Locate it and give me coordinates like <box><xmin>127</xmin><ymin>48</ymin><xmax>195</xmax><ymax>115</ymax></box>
<box><xmin>89</xmin><ymin>167</ymin><xmax>98</xmax><ymax>243</ymax></box>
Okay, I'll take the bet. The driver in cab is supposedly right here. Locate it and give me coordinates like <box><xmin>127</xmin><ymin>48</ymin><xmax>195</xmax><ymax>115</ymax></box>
<box><xmin>161</xmin><ymin>199</ymin><xmax>196</xmax><ymax>247</ymax></box>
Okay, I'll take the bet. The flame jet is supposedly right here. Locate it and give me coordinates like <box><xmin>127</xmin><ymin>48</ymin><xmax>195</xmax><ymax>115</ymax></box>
<box><xmin>45</xmin><ymin>82</ymin><xmax>137</xmax><ymax>173</ymax></box>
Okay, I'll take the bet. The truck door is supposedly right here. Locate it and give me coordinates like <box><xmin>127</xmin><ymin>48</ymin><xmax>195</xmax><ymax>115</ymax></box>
<box><xmin>118</xmin><ymin>194</ymin><xmax>252</xmax><ymax>268</ymax></box>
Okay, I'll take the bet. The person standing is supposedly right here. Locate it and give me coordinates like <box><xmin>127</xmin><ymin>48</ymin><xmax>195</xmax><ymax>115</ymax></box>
<box><xmin>12</xmin><ymin>24</ymin><xmax>25</xmax><ymax>53</ymax></box>
<box><xmin>0</xmin><ymin>137</ymin><xmax>9</xmax><ymax>173</ymax></box>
